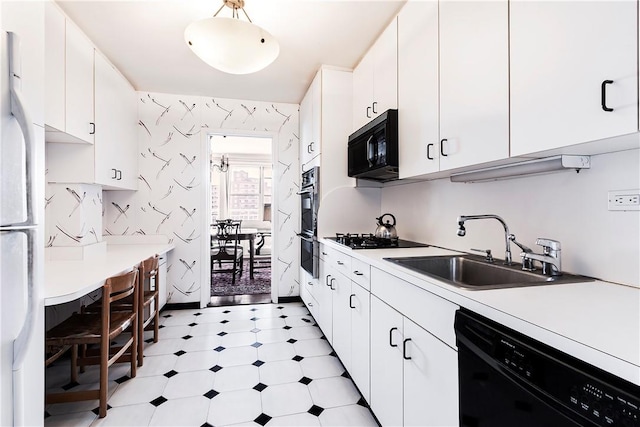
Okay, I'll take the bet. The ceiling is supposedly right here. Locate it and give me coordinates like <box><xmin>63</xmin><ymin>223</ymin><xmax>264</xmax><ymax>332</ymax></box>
<box><xmin>57</xmin><ymin>0</ymin><xmax>406</xmax><ymax>105</ymax></box>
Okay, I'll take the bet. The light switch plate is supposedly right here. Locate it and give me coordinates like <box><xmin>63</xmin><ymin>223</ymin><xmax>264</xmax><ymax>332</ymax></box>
<box><xmin>608</xmin><ymin>189</ymin><xmax>640</xmax><ymax>211</ymax></box>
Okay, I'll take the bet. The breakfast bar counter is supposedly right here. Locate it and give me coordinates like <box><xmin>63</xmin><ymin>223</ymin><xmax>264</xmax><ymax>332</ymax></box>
<box><xmin>45</xmin><ymin>242</ymin><xmax>175</xmax><ymax>306</ymax></box>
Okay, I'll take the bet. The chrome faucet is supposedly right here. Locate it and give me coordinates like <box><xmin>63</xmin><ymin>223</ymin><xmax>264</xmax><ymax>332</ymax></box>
<box><xmin>457</xmin><ymin>214</ymin><xmax>513</xmax><ymax>265</ymax></box>
<box><xmin>521</xmin><ymin>238</ymin><xmax>562</xmax><ymax>276</ymax></box>
<box><xmin>508</xmin><ymin>234</ymin><xmax>535</xmax><ymax>270</ymax></box>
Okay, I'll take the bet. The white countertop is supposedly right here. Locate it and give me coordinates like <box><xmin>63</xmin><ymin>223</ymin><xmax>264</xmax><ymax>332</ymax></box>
<box><xmin>320</xmin><ymin>238</ymin><xmax>640</xmax><ymax>386</ymax></box>
<box><xmin>44</xmin><ymin>242</ymin><xmax>175</xmax><ymax>306</ymax></box>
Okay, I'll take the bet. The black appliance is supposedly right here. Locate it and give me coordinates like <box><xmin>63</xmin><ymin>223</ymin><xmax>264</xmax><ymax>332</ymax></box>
<box><xmin>455</xmin><ymin>308</ymin><xmax>640</xmax><ymax>427</ymax></box>
<box><xmin>327</xmin><ymin>233</ymin><xmax>429</xmax><ymax>250</ymax></box>
<box><xmin>348</xmin><ymin>109</ymin><xmax>399</xmax><ymax>182</ymax></box>
<box><xmin>298</xmin><ymin>167</ymin><xmax>319</xmax><ymax>278</ymax></box>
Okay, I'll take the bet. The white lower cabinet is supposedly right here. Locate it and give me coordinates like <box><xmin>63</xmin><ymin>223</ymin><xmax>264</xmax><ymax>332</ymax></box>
<box><xmin>370</xmin><ymin>295</ymin><xmax>405</xmax><ymax>426</ymax></box>
<box><xmin>370</xmin><ymin>295</ymin><xmax>459</xmax><ymax>426</ymax></box>
<box><xmin>349</xmin><ymin>282</ymin><xmax>370</xmax><ymax>402</ymax></box>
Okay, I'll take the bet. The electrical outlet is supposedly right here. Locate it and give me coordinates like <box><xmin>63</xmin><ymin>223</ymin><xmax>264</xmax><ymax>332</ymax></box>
<box><xmin>608</xmin><ymin>190</ymin><xmax>640</xmax><ymax>211</ymax></box>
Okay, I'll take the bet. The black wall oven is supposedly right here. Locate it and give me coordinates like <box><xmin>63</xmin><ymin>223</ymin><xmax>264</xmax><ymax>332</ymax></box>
<box><xmin>298</xmin><ymin>167</ymin><xmax>319</xmax><ymax>278</ymax></box>
<box><xmin>455</xmin><ymin>309</ymin><xmax>640</xmax><ymax>427</ymax></box>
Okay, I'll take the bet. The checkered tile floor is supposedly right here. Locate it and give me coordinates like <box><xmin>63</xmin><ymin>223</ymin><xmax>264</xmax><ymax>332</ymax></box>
<box><xmin>44</xmin><ymin>302</ymin><xmax>379</xmax><ymax>426</ymax></box>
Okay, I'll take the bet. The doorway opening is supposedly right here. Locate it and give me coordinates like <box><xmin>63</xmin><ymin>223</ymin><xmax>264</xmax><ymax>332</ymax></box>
<box><xmin>209</xmin><ymin>134</ymin><xmax>273</xmax><ymax>306</ymax></box>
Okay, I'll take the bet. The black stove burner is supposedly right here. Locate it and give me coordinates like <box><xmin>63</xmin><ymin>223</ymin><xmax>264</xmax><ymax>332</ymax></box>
<box><xmin>330</xmin><ymin>233</ymin><xmax>429</xmax><ymax>250</ymax></box>
<box><xmin>334</xmin><ymin>233</ymin><xmax>399</xmax><ymax>249</ymax></box>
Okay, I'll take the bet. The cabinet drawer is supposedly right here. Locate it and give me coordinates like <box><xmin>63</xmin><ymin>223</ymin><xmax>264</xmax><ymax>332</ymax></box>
<box><xmin>371</xmin><ymin>267</ymin><xmax>458</xmax><ymax>349</ymax></box>
<box><xmin>322</xmin><ymin>245</ymin><xmax>352</xmax><ymax>277</ymax></box>
<box><xmin>351</xmin><ymin>258</ymin><xmax>371</xmax><ymax>290</ymax></box>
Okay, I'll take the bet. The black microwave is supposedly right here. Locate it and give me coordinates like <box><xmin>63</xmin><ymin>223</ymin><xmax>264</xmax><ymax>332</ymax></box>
<box><xmin>347</xmin><ymin>109</ymin><xmax>398</xmax><ymax>182</ymax></box>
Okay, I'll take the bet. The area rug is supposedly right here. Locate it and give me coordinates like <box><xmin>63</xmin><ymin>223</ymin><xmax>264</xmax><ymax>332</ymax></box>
<box><xmin>210</xmin><ymin>260</ymin><xmax>271</xmax><ymax>296</ymax></box>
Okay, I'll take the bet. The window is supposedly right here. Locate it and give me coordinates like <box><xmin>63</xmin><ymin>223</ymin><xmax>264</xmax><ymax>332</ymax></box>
<box><xmin>211</xmin><ymin>161</ymin><xmax>272</xmax><ymax>222</ymax></box>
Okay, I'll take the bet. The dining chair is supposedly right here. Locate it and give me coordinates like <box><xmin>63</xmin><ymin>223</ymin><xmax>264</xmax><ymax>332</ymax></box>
<box><xmin>45</xmin><ymin>269</ymin><xmax>139</xmax><ymax>418</ymax></box>
<box><xmin>253</xmin><ymin>231</ymin><xmax>271</xmax><ymax>271</ymax></box>
<box><xmin>211</xmin><ymin>219</ymin><xmax>244</xmax><ymax>284</ymax></box>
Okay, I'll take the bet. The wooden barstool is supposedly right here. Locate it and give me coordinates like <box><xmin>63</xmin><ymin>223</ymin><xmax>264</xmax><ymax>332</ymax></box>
<box><xmin>81</xmin><ymin>255</ymin><xmax>160</xmax><ymax>367</ymax></box>
<box><xmin>136</xmin><ymin>255</ymin><xmax>160</xmax><ymax>366</ymax></box>
<box><xmin>45</xmin><ymin>269</ymin><xmax>139</xmax><ymax>418</ymax></box>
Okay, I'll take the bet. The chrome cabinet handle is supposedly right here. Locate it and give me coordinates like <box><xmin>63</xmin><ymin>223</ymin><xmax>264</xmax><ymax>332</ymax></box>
<box><xmin>329</xmin><ymin>278</ymin><xmax>336</xmax><ymax>291</ymax></box>
<box><xmin>307</xmin><ymin>281</ymin><xmax>313</xmax><ymax>286</ymax></box>
<box><xmin>89</xmin><ymin>122</ymin><xmax>96</xmax><ymax>135</ymax></box>
<box><xmin>403</xmin><ymin>338</ymin><xmax>412</xmax><ymax>360</ymax></box>
<box><xmin>325</xmin><ymin>274</ymin><xmax>332</xmax><ymax>286</ymax></box>
<box><xmin>349</xmin><ymin>294</ymin><xmax>355</xmax><ymax>309</ymax></box>
<box><xmin>372</xmin><ymin>101</ymin><xmax>378</xmax><ymax>114</ymax></box>
<box><xmin>366</xmin><ymin>106</ymin><xmax>371</xmax><ymax>118</ymax></box>
<box><xmin>353</xmin><ymin>271</ymin><xmax>363</xmax><ymax>276</ymax></box>
<box><xmin>389</xmin><ymin>327</ymin><xmax>398</xmax><ymax>347</ymax></box>
<box><xmin>337</xmin><ymin>261</ymin><xmax>344</xmax><ymax>266</ymax></box>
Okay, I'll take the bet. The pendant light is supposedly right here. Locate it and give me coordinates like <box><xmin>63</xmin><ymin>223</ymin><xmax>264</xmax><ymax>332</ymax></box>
<box><xmin>185</xmin><ymin>0</ymin><xmax>279</xmax><ymax>75</ymax></box>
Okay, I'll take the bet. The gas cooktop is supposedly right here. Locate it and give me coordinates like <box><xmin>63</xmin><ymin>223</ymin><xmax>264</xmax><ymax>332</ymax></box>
<box><xmin>327</xmin><ymin>233</ymin><xmax>430</xmax><ymax>250</ymax></box>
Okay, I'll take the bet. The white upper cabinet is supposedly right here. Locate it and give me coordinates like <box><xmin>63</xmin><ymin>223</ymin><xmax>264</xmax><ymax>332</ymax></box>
<box><xmin>94</xmin><ymin>51</ymin><xmax>138</xmax><ymax>190</ymax></box>
<box><xmin>352</xmin><ymin>18</ymin><xmax>398</xmax><ymax>132</ymax></box>
<box><xmin>510</xmin><ymin>0</ymin><xmax>638</xmax><ymax>156</ymax></box>
<box><xmin>45</xmin><ymin>4</ymin><xmax>95</xmax><ymax>144</ymax></box>
<box><xmin>299</xmin><ymin>72</ymin><xmax>320</xmax><ymax>170</ymax></box>
<box><xmin>3</xmin><ymin>0</ymin><xmax>45</xmax><ymax>127</ymax></box>
<box><xmin>397</xmin><ymin>0</ymin><xmax>439</xmax><ymax>179</ymax></box>
<box><xmin>439</xmin><ymin>0</ymin><xmax>509</xmax><ymax>171</ymax></box>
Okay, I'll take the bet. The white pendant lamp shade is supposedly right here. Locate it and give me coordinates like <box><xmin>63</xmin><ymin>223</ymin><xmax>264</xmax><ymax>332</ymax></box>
<box><xmin>185</xmin><ymin>16</ymin><xmax>279</xmax><ymax>75</ymax></box>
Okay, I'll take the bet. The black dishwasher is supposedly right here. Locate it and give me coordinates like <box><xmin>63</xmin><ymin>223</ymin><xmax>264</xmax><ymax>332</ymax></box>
<box><xmin>455</xmin><ymin>309</ymin><xmax>640</xmax><ymax>427</ymax></box>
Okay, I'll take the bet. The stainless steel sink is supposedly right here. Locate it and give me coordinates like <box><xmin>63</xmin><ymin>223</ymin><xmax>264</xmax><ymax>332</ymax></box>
<box><xmin>384</xmin><ymin>255</ymin><xmax>593</xmax><ymax>290</ymax></box>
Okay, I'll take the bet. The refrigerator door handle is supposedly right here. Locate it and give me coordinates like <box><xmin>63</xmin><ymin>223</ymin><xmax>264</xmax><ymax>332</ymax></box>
<box><xmin>10</xmin><ymin>228</ymin><xmax>36</xmax><ymax>372</ymax></box>
<box><xmin>8</xmin><ymin>32</ymin><xmax>36</xmax><ymax>228</ymax></box>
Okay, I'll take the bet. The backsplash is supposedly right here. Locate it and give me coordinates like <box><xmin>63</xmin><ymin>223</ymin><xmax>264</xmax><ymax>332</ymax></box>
<box><xmin>103</xmin><ymin>92</ymin><xmax>299</xmax><ymax>304</ymax></box>
<box><xmin>44</xmin><ymin>183</ymin><xmax>103</xmax><ymax>247</ymax></box>
<box><xmin>381</xmin><ymin>149</ymin><xmax>640</xmax><ymax>288</ymax></box>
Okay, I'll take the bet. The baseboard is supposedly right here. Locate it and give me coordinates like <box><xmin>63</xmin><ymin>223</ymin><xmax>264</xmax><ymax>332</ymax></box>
<box><xmin>161</xmin><ymin>302</ymin><xmax>200</xmax><ymax>311</ymax></box>
<box><xmin>278</xmin><ymin>296</ymin><xmax>302</xmax><ymax>304</ymax></box>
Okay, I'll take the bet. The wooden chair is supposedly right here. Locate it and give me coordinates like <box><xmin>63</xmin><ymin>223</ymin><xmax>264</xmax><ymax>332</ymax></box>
<box><xmin>253</xmin><ymin>231</ymin><xmax>271</xmax><ymax>271</ymax></box>
<box><xmin>81</xmin><ymin>255</ymin><xmax>160</xmax><ymax>367</ymax></box>
<box><xmin>45</xmin><ymin>269</ymin><xmax>139</xmax><ymax>418</ymax></box>
<box><xmin>211</xmin><ymin>219</ymin><xmax>244</xmax><ymax>284</ymax></box>
<box><xmin>135</xmin><ymin>255</ymin><xmax>160</xmax><ymax>366</ymax></box>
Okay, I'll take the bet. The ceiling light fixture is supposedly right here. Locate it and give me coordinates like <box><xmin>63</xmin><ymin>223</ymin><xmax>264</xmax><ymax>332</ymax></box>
<box><xmin>184</xmin><ymin>0</ymin><xmax>279</xmax><ymax>75</ymax></box>
<box><xmin>449</xmin><ymin>155</ymin><xmax>591</xmax><ymax>183</ymax></box>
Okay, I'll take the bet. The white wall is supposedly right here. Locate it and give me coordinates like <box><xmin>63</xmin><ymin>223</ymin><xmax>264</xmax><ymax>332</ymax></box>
<box><xmin>103</xmin><ymin>92</ymin><xmax>299</xmax><ymax>305</ymax></box>
<box><xmin>381</xmin><ymin>149</ymin><xmax>640</xmax><ymax>287</ymax></box>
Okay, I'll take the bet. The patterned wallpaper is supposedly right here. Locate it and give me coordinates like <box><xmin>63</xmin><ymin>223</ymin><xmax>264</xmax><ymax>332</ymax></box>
<box><xmin>102</xmin><ymin>92</ymin><xmax>300</xmax><ymax>305</ymax></box>
<box><xmin>44</xmin><ymin>183</ymin><xmax>103</xmax><ymax>248</ymax></box>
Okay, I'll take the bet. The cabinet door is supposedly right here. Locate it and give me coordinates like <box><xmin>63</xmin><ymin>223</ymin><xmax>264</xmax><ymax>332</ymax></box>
<box><xmin>300</xmin><ymin>72</ymin><xmax>320</xmax><ymax>171</ymax></box>
<box><xmin>370</xmin><ymin>296</ymin><xmax>404</xmax><ymax>427</ymax></box>
<box><xmin>372</xmin><ymin>17</ymin><xmax>398</xmax><ymax>118</ymax></box>
<box><xmin>94</xmin><ymin>52</ymin><xmax>120</xmax><ymax>186</ymax></box>
<box><xmin>45</xmin><ymin>2</ymin><xmax>65</xmax><ymax>132</ymax></box>
<box><xmin>510</xmin><ymin>0</ymin><xmax>638</xmax><ymax>156</ymax></box>
<box><xmin>331</xmin><ymin>271</ymin><xmax>352</xmax><ymax>370</ymax></box>
<box><xmin>65</xmin><ymin>20</ymin><xmax>94</xmax><ymax>144</ymax></box>
<box><xmin>299</xmin><ymin>82</ymin><xmax>313</xmax><ymax>168</ymax></box>
<box><xmin>2</xmin><ymin>0</ymin><xmax>45</xmax><ymax>127</ymax></box>
<box><xmin>158</xmin><ymin>254</ymin><xmax>168</xmax><ymax>310</ymax></box>
<box><xmin>316</xmin><ymin>260</ymin><xmax>334</xmax><ymax>343</ymax></box>
<box><xmin>352</xmin><ymin>52</ymin><xmax>374</xmax><ymax>132</ymax></box>
<box><xmin>117</xmin><ymin>77</ymin><xmax>138</xmax><ymax>190</ymax></box>
<box><xmin>350</xmin><ymin>282</ymin><xmax>370</xmax><ymax>402</ymax></box>
<box><xmin>439</xmin><ymin>0</ymin><xmax>509</xmax><ymax>170</ymax></box>
<box><xmin>398</xmin><ymin>0</ymin><xmax>440</xmax><ymax>178</ymax></box>
<box><xmin>403</xmin><ymin>319</ymin><xmax>458</xmax><ymax>427</ymax></box>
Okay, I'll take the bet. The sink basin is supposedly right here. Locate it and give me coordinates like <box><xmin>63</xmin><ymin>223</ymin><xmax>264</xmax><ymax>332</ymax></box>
<box><xmin>384</xmin><ymin>255</ymin><xmax>593</xmax><ymax>290</ymax></box>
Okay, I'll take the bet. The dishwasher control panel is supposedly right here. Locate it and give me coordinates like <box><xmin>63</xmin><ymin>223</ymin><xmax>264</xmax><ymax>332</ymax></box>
<box><xmin>570</xmin><ymin>382</ymin><xmax>639</xmax><ymax>426</ymax></box>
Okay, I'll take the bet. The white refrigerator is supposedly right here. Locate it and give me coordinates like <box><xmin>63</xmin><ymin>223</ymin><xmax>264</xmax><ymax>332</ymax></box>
<box><xmin>0</xmin><ymin>30</ymin><xmax>45</xmax><ymax>426</ymax></box>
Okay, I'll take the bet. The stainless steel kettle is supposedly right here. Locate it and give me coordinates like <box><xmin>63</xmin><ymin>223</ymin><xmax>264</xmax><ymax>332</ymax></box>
<box><xmin>375</xmin><ymin>213</ymin><xmax>398</xmax><ymax>240</ymax></box>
